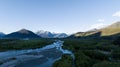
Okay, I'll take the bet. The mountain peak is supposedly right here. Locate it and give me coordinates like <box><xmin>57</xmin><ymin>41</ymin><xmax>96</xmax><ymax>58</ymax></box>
<box><xmin>0</xmin><ymin>32</ymin><xmax>5</xmax><ymax>35</ymax></box>
<box><xmin>18</xmin><ymin>29</ymin><xmax>30</xmax><ymax>34</ymax></box>
<box><xmin>36</xmin><ymin>30</ymin><xmax>68</xmax><ymax>38</ymax></box>
<box><xmin>37</xmin><ymin>30</ymin><xmax>51</xmax><ymax>34</ymax></box>
<box><xmin>4</xmin><ymin>29</ymin><xmax>40</xmax><ymax>39</ymax></box>
<box><xmin>0</xmin><ymin>32</ymin><xmax>5</xmax><ymax>37</ymax></box>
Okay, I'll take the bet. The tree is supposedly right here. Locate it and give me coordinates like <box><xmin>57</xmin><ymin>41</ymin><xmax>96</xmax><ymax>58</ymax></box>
<box><xmin>113</xmin><ymin>36</ymin><xmax>120</xmax><ymax>46</ymax></box>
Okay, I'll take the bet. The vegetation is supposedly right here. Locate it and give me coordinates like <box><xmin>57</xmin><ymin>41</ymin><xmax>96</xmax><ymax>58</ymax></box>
<box><xmin>82</xmin><ymin>50</ymin><xmax>109</xmax><ymax>60</ymax></box>
<box><xmin>113</xmin><ymin>36</ymin><xmax>120</xmax><ymax>46</ymax></box>
<box><xmin>74</xmin><ymin>51</ymin><xmax>93</xmax><ymax>67</ymax></box>
<box><xmin>0</xmin><ymin>39</ymin><xmax>54</xmax><ymax>51</ymax></box>
<box><xmin>0</xmin><ymin>61</ymin><xmax>3</xmax><ymax>65</ymax></box>
<box><xmin>53</xmin><ymin>37</ymin><xmax>120</xmax><ymax>67</ymax></box>
<box><xmin>93</xmin><ymin>61</ymin><xmax>120</xmax><ymax>67</ymax></box>
<box><xmin>53</xmin><ymin>54</ymin><xmax>73</xmax><ymax>67</ymax></box>
<box><xmin>0</xmin><ymin>35</ymin><xmax>120</xmax><ymax>67</ymax></box>
<box><xmin>111</xmin><ymin>48</ymin><xmax>120</xmax><ymax>60</ymax></box>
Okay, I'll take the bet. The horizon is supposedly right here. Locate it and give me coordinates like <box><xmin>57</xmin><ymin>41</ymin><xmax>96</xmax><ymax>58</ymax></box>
<box><xmin>0</xmin><ymin>21</ymin><xmax>119</xmax><ymax>35</ymax></box>
<box><xmin>0</xmin><ymin>0</ymin><xmax>120</xmax><ymax>34</ymax></box>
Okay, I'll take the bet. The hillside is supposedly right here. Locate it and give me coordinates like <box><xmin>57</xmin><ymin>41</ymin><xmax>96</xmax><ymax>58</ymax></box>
<box><xmin>69</xmin><ymin>21</ymin><xmax>120</xmax><ymax>38</ymax></box>
<box><xmin>100</xmin><ymin>21</ymin><xmax>120</xmax><ymax>36</ymax></box>
<box><xmin>4</xmin><ymin>29</ymin><xmax>40</xmax><ymax>39</ymax></box>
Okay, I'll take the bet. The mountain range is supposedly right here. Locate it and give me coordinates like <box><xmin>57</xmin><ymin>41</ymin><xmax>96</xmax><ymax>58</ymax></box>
<box><xmin>0</xmin><ymin>21</ymin><xmax>120</xmax><ymax>39</ymax></box>
<box><xmin>1</xmin><ymin>29</ymin><xmax>68</xmax><ymax>39</ymax></box>
<box><xmin>36</xmin><ymin>30</ymin><xmax>68</xmax><ymax>38</ymax></box>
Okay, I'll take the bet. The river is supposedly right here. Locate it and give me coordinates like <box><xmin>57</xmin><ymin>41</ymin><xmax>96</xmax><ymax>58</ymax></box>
<box><xmin>0</xmin><ymin>40</ymin><xmax>74</xmax><ymax>67</ymax></box>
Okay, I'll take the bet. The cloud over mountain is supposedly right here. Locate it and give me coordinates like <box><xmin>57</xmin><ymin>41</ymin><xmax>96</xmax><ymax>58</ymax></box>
<box><xmin>113</xmin><ymin>11</ymin><xmax>120</xmax><ymax>17</ymax></box>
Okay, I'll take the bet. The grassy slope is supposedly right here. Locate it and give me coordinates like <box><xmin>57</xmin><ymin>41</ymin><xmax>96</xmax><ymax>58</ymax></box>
<box><xmin>71</xmin><ymin>22</ymin><xmax>120</xmax><ymax>38</ymax></box>
<box><xmin>72</xmin><ymin>27</ymin><xmax>120</xmax><ymax>37</ymax></box>
<box><xmin>100</xmin><ymin>27</ymin><xmax>120</xmax><ymax>36</ymax></box>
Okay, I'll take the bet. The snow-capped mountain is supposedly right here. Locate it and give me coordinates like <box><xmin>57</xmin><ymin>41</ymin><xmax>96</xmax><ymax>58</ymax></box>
<box><xmin>36</xmin><ymin>30</ymin><xmax>68</xmax><ymax>38</ymax></box>
<box><xmin>53</xmin><ymin>33</ymin><xmax>68</xmax><ymax>38</ymax></box>
<box><xmin>36</xmin><ymin>30</ymin><xmax>53</xmax><ymax>38</ymax></box>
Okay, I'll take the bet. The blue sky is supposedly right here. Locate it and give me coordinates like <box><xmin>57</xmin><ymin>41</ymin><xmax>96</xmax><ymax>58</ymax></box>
<box><xmin>0</xmin><ymin>0</ymin><xmax>120</xmax><ymax>34</ymax></box>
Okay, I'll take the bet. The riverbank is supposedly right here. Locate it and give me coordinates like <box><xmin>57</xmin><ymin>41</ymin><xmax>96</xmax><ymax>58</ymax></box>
<box><xmin>0</xmin><ymin>40</ymin><xmax>75</xmax><ymax>67</ymax></box>
<box><xmin>0</xmin><ymin>41</ymin><xmax>64</xmax><ymax>67</ymax></box>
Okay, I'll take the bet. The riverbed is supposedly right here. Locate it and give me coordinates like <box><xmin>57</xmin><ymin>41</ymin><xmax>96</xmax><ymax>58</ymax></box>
<box><xmin>0</xmin><ymin>40</ymin><xmax>74</xmax><ymax>67</ymax></box>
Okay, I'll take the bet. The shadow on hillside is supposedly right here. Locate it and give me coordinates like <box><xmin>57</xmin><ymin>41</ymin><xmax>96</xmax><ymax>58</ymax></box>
<box><xmin>68</xmin><ymin>32</ymin><xmax>120</xmax><ymax>40</ymax></box>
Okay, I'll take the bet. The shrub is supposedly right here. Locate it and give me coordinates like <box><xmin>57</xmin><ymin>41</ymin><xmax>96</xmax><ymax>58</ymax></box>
<box><xmin>113</xmin><ymin>37</ymin><xmax>120</xmax><ymax>46</ymax></box>
<box><xmin>111</xmin><ymin>48</ymin><xmax>120</xmax><ymax>60</ymax></box>
<box><xmin>93</xmin><ymin>61</ymin><xmax>120</xmax><ymax>67</ymax></box>
<box><xmin>74</xmin><ymin>51</ymin><xmax>93</xmax><ymax>67</ymax></box>
<box><xmin>83</xmin><ymin>50</ymin><xmax>108</xmax><ymax>61</ymax></box>
<box><xmin>53</xmin><ymin>54</ymin><xmax>73</xmax><ymax>67</ymax></box>
<box><xmin>0</xmin><ymin>61</ymin><xmax>3</xmax><ymax>65</ymax></box>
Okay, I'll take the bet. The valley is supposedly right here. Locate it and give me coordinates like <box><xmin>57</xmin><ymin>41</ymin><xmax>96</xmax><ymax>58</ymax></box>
<box><xmin>0</xmin><ymin>22</ymin><xmax>120</xmax><ymax>67</ymax></box>
<box><xmin>1</xmin><ymin>0</ymin><xmax>120</xmax><ymax>67</ymax></box>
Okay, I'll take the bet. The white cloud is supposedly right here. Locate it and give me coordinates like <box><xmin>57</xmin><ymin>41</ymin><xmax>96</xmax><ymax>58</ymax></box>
<box><xmin>98</xmin><ymin>19</ymin><xmax>105</xmax><ymax>22</ymax></box>
<box><xmin>113</xmin><ymin>11</ymin><xmax>120</xmax><ymax>17</ymax></box>
<box><xmin>90</xmin><ymin>23</ymin><xmax>106</xmax><ymax>29</ymax></box>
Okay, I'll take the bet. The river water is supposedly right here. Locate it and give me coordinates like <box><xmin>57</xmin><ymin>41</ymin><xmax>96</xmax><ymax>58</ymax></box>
<box><xmin>0</xmin><ymin>40</ymin><xmax>74</xmax><ymax>67</ymax></box>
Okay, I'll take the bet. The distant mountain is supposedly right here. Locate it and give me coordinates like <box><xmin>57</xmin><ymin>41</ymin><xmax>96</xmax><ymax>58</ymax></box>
<box><xmin>36</xmin><ymin>30</ymin><xmax>53</xmax><ymax>38</ymax></box>
<box><xmin>4</xmin><ymin>29</ymin><xmax>40</xmax><ymax>39</ymax></box>
<box><xmin>36</xmin><ymin>30</ymin><xmax>68</xmax><ymax>38</ymax></box>
<box><xmin>53</xmin><ymin>33</ymin><xmax>68</xmax><ymax>38</ymax></box>
<box><xmin>69</xmin><ymin>21</ymin><xmax>120</xmax><ymax>38</ymax></box>
<box><xmin>0</xmin><ymin>32</ymin><xmax>5</xmax><ymax>38</ymax></box>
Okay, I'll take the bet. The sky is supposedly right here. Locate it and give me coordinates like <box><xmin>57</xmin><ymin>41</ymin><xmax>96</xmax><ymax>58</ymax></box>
<box><xmin>0</xmin><ymin>0</ymin><xmax>120</xmax><ymax>34</ymax></box>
